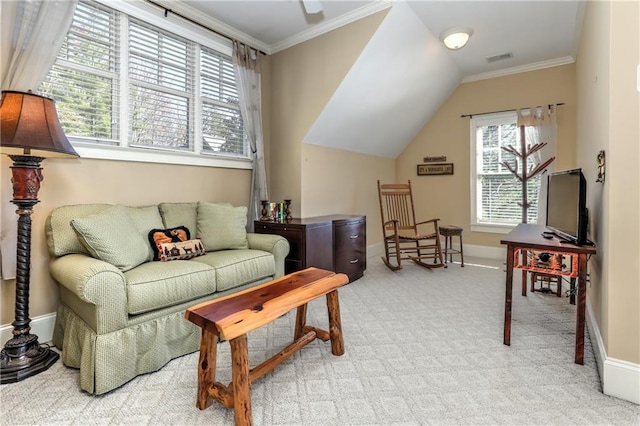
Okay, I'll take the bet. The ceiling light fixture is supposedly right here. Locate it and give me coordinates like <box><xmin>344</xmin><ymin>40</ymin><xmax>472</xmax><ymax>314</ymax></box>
<box><xmin>440</xmin><ymin>27</ymin><xmax>473</xmax><ymax>50</ymax></box>
<box><xmin>302</xmin><ymin>0</ymin><xmax>323</xmax><ymax>15</ymax></box>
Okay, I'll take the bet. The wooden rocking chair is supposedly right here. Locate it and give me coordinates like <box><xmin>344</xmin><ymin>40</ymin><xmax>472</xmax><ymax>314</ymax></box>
<box><xmin>377</xmin><ymin>180</ymin><xmax>445</xmax><ymax>271</ymax></box>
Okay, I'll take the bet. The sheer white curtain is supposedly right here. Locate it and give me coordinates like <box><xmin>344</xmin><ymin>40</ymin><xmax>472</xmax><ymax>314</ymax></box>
<box><xmin>517</xmin><ymin>105</ymin><xmax>558</xmax><ymax>224</ymax></box>
<box><xmin>0</xmin><ymin>0</ymin><xmax>77</xmax><ymax>279</ymax></box>
<box><xmin>233</xmin><ymin>40</ymin><xmax>267</xmax><ymax>231</ymax></box>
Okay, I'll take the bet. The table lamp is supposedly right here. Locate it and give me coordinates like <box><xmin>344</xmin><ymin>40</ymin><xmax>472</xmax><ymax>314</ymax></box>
<box><xmin>0</xmin><ymin>90</ymin><xmax>79</xmax><ymax>383</ymax></box>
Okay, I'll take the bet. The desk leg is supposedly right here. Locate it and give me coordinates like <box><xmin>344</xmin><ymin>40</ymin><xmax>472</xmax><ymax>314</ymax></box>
<box><xmin>570</xmin><ymin>277</ymin><xmax>576</xmax><ymax>305</ymax></box>
<box><xmin>575</xmin><ymin>254</ymin><xmax>587</xmax><ymax>365</ymax></box>
<box><xmin>326</xmin><ymin>290</ymin><xmax>344</xmax><ymax>356</ymax></box>
<box><xmin>230</xmin><ymin>334</ymin><xmax>252</xmax><ymax>425</ymax></box>
<box><xmin>521</xmin><ymin>249</ymin><xmax>528</xmax><ymax>297</ymax></box>
<box><xmin>504</xmin><ymin>245</ymin><xmax>514</xmax><ymax>346</ymax></box>
<box><xmin>196</xmin><ymin>329</ymin><xmax>217</xmax><ymax>410</ymax></box>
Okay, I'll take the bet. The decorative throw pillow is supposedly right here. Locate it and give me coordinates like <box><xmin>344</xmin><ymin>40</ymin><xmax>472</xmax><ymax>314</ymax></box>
<box><xmin>148</xmin><ymin>226</ymin><xmax>192</xmax><ymax>261</ymax></box>
<box><xmin>157</xmin><ymin>238</ymin><xmax>206</xmax><ymax>261</ymax></box>
<box><xmin>197</xmin><ymin>202</ymin><xmax>248</xmax><ymax>251</ymax></box>
<box><xmin>70</xmin><ymin>205</ymin><xmax>149</xmax><ymax>272</ymax></box>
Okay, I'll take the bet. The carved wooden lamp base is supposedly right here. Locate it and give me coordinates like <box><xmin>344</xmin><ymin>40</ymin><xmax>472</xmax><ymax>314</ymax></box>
<box><xmin>0</xmin><ymin>155</ymin><xmax>59</xmax><ymax>383</ymax></box>
<box><xmin>0</xmin><ymin>333</ymin><xmax>59</xmax><ymax>384</ymax></box>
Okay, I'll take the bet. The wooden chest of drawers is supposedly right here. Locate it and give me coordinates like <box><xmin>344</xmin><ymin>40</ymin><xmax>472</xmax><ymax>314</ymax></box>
<box><xmin>254</xmin><ymin>215</ymin><xmax>366</xmax><ymax>282</ymax></box>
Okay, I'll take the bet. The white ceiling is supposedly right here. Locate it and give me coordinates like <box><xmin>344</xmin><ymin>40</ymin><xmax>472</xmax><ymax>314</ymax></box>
<box><xmin>159</xmin><ymin>0</ymin><xmax>584</xmax><ymax>158</ymax></box>
<box><xmin>170</xmin><ymin>0</ymin><xmax>583</xmax><ymax>79</ymax></box>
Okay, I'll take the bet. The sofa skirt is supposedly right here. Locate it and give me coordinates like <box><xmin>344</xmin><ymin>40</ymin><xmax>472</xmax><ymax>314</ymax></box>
<box><xmin>53</xmin><ymin>303</ymin><xmax>201</xmax><ymax>395</ymax></box>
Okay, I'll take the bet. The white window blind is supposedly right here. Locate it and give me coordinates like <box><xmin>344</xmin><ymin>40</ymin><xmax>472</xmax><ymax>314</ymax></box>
<box><xmin>471</xmin><ymin>112</ymin><xmax>540</xmax><ymax>232</ymax></box>
<box><xmin>38</xmin><ymin>0</ymin><xmax>248</xmax><ymax>165</ymax></box>
<box><xmin>200</xmin><ymin>46</ymin><xmax>245</xmax><ymax>155</ymax></box>
<box><xmin>128</xmin><ymin>19</ymin><xmax>193</xmax><ymax>150</ymax></box>
<box><xmin>40</xmin><ymin>0</ymin><xmax>119</xmax><ymax>143</ymax></box>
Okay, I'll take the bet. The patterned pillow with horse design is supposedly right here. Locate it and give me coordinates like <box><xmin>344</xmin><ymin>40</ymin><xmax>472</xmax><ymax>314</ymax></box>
<box><xmin>148</xmin><ymin>226</ymin><xmax>206</xmax><ymax>261</ymax></box>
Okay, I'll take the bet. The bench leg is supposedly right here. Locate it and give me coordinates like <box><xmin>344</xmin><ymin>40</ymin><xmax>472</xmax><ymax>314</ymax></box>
<box><xmin>326</xmin><ymin>290</ymin><xmax>344</xmax><ymax>356</ymax></box>
<box><xmin>196</xmin><ymin>329</ymin><xmax>217</xmax><ymax>410</ymax></box>
<box><xmin>294</xmin><ymin>304</ymin><xmax>307</xmax><ymax>340</ymax></box>
<box><xmin>230</xmin><ymin>334</ymin><xmax>252</xmax><ymax>426</ymax></box>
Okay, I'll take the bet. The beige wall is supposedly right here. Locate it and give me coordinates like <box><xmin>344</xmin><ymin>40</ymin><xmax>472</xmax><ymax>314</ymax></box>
<box><xmin>397</xmin><ymin>64</ymin><xmax>578</xmax><ymax>248</ymax></box>
<box><xmin>268</xmin><ymin>10</ymin><xmax>390</xmax><ymax>224</ymax></box>
<box><xmin>1</xmin><ymin>156</ymin><xmax>250</xmax><ymax>324</ymax></box>
<box><xmin>576</xmin><ymin>0</ymin><xmax>639</xmax><ymax>364</ymax></box>
<box><xmin>301</xmin><ymin>143</ymin><xmax>395</xmax><ymax>244</ymax></box>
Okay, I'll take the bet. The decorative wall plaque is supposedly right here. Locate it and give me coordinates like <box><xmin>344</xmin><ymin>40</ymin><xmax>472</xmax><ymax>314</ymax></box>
<box><xmin>417</xmin><ymin>163</ymin><xmax>454</xmax><ymax>176</ymax></box>
<box><xmin>423</xmin><ymin>156</ymin><xmax>447</xmax><ymax>163</ymax></box>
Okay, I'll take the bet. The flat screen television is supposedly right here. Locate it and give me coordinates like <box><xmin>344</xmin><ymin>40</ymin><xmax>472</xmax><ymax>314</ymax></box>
<box><xmin>545</xmin><ymin>168</ymin><xmax>590</xmax><ymax>246</ymax></box>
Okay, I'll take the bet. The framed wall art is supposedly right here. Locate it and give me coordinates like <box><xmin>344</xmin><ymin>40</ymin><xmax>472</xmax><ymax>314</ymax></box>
<box><xmin>417</xmin><ymin>163</ymin><xmax>454</xmax><ymax>176</ymax></box>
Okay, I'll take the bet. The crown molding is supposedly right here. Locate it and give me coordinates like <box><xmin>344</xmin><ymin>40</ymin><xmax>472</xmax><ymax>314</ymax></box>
<box><xmin>270</xmin><ymin>0</ymin><xmax>393</xmax><ymax>54</ymax></box>
<box><xmin>149</xmin><ymin>0</ymin><xmax>392</xmax><ymax>55</ymax></box>
<box><xmin>148</xmin><ymin>0</ymin><xmax>271</xmax><ymax>54</ymax></box>
<box><xmin>462</xmin><ymin>56</ymin><xmax>576</xmax><ymax>83</ymax></box>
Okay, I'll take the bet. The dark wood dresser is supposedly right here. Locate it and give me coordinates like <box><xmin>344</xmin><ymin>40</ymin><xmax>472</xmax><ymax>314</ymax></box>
<box><xmin>254</xmin><ymin>215</ymin><xmax>366</xmax><ymax>282</ymax></box>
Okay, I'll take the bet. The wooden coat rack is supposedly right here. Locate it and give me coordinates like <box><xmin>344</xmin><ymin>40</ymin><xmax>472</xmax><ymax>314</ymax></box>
<box><xmin>500</xmin><ymin>125</ymin><xmax>555</xmax><ymax>223</ymax></box>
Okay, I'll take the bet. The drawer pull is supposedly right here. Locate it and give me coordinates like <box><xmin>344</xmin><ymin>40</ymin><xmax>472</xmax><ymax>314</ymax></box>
<box><xmin>350</xmin><ymin>259</ymin><xmax>359</xmax><ymax>264</ymax></box>
<box><xmin>350</xmin><ymin>234</ymin><xmax>358</xmax><ymax>239</ymax></box>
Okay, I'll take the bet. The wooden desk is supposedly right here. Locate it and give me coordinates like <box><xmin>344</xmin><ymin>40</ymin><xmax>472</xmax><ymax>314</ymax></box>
<box><xmin>501</xmin><ymin>223</ymin><xmax>596</xmax><ymax>364</ymax></box>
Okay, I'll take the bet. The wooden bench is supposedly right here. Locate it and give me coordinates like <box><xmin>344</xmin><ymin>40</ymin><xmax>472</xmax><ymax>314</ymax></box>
<box><xmin>185</xmin><ymin>267</ymin><xmax>349</xmax><ymax>425</ymax></box>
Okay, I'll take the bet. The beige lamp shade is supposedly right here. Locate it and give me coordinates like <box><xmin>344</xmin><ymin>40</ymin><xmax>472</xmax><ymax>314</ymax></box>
<box><xmin>0</xmin><ymin>90</ymin><xmax>78</xmax><ymax>158</ymax></box>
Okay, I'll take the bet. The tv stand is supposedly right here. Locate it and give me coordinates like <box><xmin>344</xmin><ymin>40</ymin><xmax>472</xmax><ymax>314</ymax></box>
<box><xmin>501</xmin><ymin>223</ymin><xmax>596</xmax><ymax>364</ymax></box>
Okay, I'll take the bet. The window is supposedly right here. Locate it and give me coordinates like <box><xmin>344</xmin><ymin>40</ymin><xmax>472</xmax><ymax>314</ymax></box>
<box><xmin>38</xmin><ymin>0</ymin><xmax>249</xmax><ymax>168</ymax></box>
<box><xmin>470</xmin><ymin>112</ymin><xmax>540</xmax><ymax>233</ymax></box>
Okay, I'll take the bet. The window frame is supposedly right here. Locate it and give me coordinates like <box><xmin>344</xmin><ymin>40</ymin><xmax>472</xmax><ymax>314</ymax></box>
<box><xmin>44</xmin><ymin>0</ymin><xmax>251</xmax><ymax>170</ymax></box>
<box><xmin>469</xmin><ymin>111</ymin><xmax>523</xmax><ymax>234</ymax></box>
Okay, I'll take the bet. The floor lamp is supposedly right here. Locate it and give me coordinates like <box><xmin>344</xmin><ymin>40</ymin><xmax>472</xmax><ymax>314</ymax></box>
<box><xmin>0</xmin><ymin>90</ymin><xmax>78</xmax><ymax>383</ymax></box>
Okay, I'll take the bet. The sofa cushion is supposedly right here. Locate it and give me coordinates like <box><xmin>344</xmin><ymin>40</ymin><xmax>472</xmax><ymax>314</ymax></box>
<box><xmin>158</xmin><ymin>202</ymin><xmax>198</xmax><ymax>237</ymax></box>
<box><xmin>124</xmin><ymin>260</ymin><xmax>216</xmax><ymax>315</ymax></box>
<box><xmin>197</xmin><ymin>202</ymin><xmax>248</xmax><ymax>251</ymax></box>
<box><xmin>125</xmin><ymin>205</ymin><xmax>164</xmax><ymax>262</ymax></box>
<box><xmin>46</xmin><ymin>204</ymin><xmax>113</xmax><ymax>257</ymax></box>
<box><xmin>71</xmin><ymin>205</ymin><xmax>149</xmax><ymax>272</ymax></box>
<box><xmin>194</xmin><ymin>250</ymin><xmax>274</xmax><ymax>292</ymax></box>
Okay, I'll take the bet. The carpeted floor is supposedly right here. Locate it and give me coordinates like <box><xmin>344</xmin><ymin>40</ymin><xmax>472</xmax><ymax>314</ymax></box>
<box><xmin>1</xmin><ymin>256</ymin><xmax>639</xmax><ymax>425</ymax></box>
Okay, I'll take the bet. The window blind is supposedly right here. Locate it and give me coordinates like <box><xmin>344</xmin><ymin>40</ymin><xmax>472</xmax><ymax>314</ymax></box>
<box><xmin>40</xmin><ymin>0</ymin><xmax>119</xmax><ymax>142</ymax></box>
<box><xmin>200</xmin><ymin>47</ymin><xmax>244</xmax><ymax>155</ymax></box>
<box><xmin>39</xmin><ymin>0</ymin><xmax>248</xmax><ymax>162</ymax></box>
<box><xmin>474</xmin><ymin>116</ymin><xmax>540</xmax><ymax>226</ymax></box>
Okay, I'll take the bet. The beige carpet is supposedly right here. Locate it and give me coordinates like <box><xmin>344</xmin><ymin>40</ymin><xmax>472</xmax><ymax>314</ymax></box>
<box><xmin>1</xmin><ymin>256</ymin><xmax>639</xmax><ymax>425</ymax></box>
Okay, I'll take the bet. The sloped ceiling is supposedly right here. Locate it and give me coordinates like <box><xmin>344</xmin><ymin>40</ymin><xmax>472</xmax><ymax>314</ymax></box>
<box><xmin>303</xmin><ymin>2</ymin><xmax>461</xmax><ymax>158</ymax></box>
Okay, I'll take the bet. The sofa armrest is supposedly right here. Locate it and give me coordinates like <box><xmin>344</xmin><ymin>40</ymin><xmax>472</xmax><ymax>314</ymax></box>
<box><xmin>49</xmin><ymin>254</ymin><xmax>128</xmax><ymax>334</ymax></box>
<box><xmin>246</xmin><ymin>233</ymin><xmax>290</xmax><ymax>278</ymax></box>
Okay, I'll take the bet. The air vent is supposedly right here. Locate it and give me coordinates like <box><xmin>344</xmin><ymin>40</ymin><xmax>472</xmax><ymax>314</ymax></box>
<box><xmin>486</xmin><ymin>52</ymin><xmax>513</xmax><ymax>63</ymax></box>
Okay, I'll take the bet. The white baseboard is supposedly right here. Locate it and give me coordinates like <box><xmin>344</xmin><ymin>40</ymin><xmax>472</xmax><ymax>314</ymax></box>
<box><xmin>586</xmin><ymin>298</ymin><xmax>640</xmax><ymax>404</ymax></box>
<box><xmin>1</xmin><ymin>312</ymin><xmax>56</xmax><ymax>346</ymax></box>
<box><xmin>367</xmin><ymin>242</ymin><xmax>507</xmax><ymax>262</ymax></box>
<box><xmin>463</xmin><ymin>243</ymin><xmax>506</xmax><ymax>261</ymax></box>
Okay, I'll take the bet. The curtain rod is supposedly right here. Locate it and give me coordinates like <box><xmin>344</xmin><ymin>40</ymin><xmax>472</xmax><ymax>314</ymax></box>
<box><xmin>145</xmin><ymin>0</ymin><xmax>266</xmax><ymax>55</ymax></box>
<box><xmin>460</xmin><ymin>103</ymin><xmax>565</xmax><ymax>118</ymax></box>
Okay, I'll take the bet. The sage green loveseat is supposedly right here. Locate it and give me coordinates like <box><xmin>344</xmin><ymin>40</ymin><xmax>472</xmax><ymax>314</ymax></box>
<box><xmin>45</xmin><ymin>202</ymin><xmax>289</xmax><ymax>395</ymax></box>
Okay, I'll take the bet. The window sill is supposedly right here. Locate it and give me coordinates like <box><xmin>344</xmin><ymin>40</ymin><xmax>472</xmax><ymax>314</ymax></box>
<box><xmin>72</xmin><ymin>141</ymin><xmax>252</xmax><ymax>170</ymax></box>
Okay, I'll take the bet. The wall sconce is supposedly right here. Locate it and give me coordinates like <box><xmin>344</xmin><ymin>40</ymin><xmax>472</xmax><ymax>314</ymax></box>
<box><xmin>440</xmin><ymin>27</ymin><xmax>473</xmax><ymax>50</ymax></box>
<box><xmin>596</xmin><ymin>150</ymin><xmax>605</xmax><ymax>183</ymax></box>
